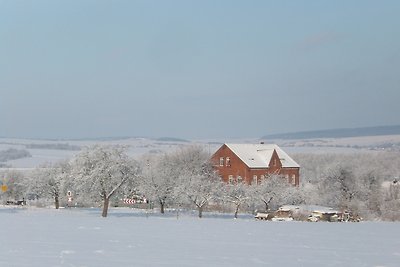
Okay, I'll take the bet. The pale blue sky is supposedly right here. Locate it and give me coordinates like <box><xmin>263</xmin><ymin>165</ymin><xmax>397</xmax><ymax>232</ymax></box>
<box><xmin>1</xmin><ymin>1</ymin><xmax>399</xmax><ymax>139</ymax></box>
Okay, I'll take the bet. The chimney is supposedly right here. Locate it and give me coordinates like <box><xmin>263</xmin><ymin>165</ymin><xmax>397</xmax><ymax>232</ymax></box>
<box><xmin>260</xmin><ymin>141</ymin><xmax>265</xmax><ymax>144</ymax></box>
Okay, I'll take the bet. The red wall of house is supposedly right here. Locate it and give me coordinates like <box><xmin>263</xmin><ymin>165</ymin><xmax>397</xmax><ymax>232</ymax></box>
<box><xmin>211</xmin><ymin>144</ymin><xmax>300</xmax><ymax>186</ymax></box>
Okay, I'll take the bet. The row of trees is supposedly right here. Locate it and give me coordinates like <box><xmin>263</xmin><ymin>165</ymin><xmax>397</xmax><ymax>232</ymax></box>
<box><xmin>294</xmin><ymin>152</ymin><xmax>400</xmax><ymax>221</ymax></box>
<box><xmin>1</xmin><ymin>145</ymin><xmax>399</xmax><ymax>220</ymax></box>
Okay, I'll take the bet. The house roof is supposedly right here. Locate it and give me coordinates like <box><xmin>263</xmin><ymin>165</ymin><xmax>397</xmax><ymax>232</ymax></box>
<box><xmin>225</xmin><ymin>143</ymin><xmax>300</xmax><ymax>169</ymax></box>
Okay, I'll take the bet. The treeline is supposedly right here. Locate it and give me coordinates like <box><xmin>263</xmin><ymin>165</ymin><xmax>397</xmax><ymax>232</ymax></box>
<box><xmin>293</xmin><ymin>152</ymin><xmax>400</xmax><ymax>221</ymax></box>
<box><xmin>0</xmin><ymin>148</ymin><xmax>31</xmax><ymax>162</ymax></box>
<box><xmin>0</xmin><ymin>146</ymin><xmax>399</xmax><ymax>220</ymax></box>
<box><xmin>25</xmin><ymin>143</ymin><xmax>81</xmax><ymax>151</ymax></box>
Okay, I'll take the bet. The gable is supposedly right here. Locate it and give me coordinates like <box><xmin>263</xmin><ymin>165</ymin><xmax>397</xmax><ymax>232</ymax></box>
<box><xmin>268</xmin><ymin>149</ymin><xmax>282</xmax><ymax>168</ymax></box>
<box><xmin>211</xmin><ymin>144</ymin><xmax>248</xmax><ymax>169</ymax></box>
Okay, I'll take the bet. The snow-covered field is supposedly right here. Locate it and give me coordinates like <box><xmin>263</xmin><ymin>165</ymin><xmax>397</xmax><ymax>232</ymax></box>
<box><xmin>1</xmin><ymin>207</ymin><xmax>399</xmax><ymax>267</ymax></box>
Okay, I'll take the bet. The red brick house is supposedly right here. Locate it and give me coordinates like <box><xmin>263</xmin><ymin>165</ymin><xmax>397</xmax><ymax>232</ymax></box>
<box><xmin>211</xmin><ymin>143</ymin><xmax>300</xmax><ymax>186</ymax></box>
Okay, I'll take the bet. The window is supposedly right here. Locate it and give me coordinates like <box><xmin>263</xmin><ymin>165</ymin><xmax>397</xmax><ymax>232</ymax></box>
<box><xmin>220</xmin><ymin>157</ymin><xmax>224</xmax><ymax>166</ymax></box>
<box><xmin>253</xmin><ymin>175</ymin><xmax>258</xmax><ymax>185</ymax></box>
<box><xmin>286</xmin><ymin>174</ymin><xmax>289</xmax><ymax>182</ymax></box>
<box><xmin>273</xmin><ymin>158</ymin><xmax>277</xmax><ymax>166</ymax></box>
<box><xmin>228</xmin><ymin>175</ymin><xmax>234</xmax><ymax>184</ymax></box>
<box><xmin>260</xmin><ymin>175</ymin><xmax>265</xmax><ymax>181</ymax></box>
<box><xmin>292</xmin><ymin>174</ymin><xmax>296</xmax><ymax>185</ymax></box>
<box><xmin>226</xmin><ymin>157</ymin><xmax>231</xmax><ymax>166</ymax></box>
<box><xmin>237</xmin><ymin>176</ymin><xmax>243</xmax><ymax>183</ymax></box>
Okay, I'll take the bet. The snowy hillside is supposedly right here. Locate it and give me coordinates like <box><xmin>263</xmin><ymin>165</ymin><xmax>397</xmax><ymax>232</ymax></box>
<box><xmin>1</xmin><ymin>135</ymin><xmax>400</xmax><ymax>168</ymax></box>
<box><xmin>0</xmin><ymin>137</ymin><xmax>249</xmax><ymax>168</ymax></box>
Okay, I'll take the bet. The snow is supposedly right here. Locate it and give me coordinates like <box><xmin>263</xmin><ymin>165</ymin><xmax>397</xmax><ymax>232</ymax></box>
<box><xmin>280</xmin><ymin>205</ymin><xmax>340</xmax><ymax>214</ymax></box>
<box><xmin>0</xmin><ymin>137</ymin><xmax>203</xmax><ymax>168</ymax></box>
<box><xmin>1</xmin><ymin>207</ymin><xmax>399</xmax><ymax>267</ymax></box>
<box><xmin>226</xmin><ymin>143</ymin><xmax>300</xmax><ymax>168</ymax></box>
<box><xmin>2</xmin><ymin>136</ymin><xmax>398</xmax><ymax>169</ymax></box>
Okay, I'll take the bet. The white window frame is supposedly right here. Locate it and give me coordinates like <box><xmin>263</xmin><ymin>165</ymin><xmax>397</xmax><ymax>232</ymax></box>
<box><xmin>253</xmin><ymin>175</ymin><xmax>258</xmax><ymax>185</ymax></box>
<box><xmin>228</xmin><ymin>175</ymin><xmax>234</xmax><ymax>184</ymax></box>
<box><xmin>220</xmin><ymin>157</ymin><xmax>224</xmax><ymax>167</ymax></box>
<box><xmin>226</xmin><ymin>157</ymin><xmax>231</xmax><ymax>166</ymax></box>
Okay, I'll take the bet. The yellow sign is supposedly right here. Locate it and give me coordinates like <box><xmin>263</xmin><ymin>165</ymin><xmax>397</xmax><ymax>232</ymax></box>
<box><xmin>1</xmin><ymin>185</ymin><xmax>7</xmax><ymax>192</ymax></box>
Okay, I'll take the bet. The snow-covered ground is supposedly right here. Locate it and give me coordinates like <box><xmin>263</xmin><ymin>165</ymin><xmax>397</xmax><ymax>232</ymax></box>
<box><xmin>0</xmin><ymin>207</ymin><xmax>399</xmax><ymax>267</ymax></box>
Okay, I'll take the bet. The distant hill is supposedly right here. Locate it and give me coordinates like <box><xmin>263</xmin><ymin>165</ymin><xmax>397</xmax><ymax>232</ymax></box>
<box><xmin>262</xmin><ymin>125</ymin><xmax>400</xmax><ymax>140</ymax></box>
<box><xmin>154</xmin><ymin>137</ymin><xmax>190</xmax><ymax>143</ymax></box>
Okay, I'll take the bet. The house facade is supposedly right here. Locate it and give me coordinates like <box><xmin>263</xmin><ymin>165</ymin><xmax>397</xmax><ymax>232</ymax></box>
<box><xmin>211</xmin><ymin>143</ymin><xmax>300</xmax><ymax>186</ymax></box>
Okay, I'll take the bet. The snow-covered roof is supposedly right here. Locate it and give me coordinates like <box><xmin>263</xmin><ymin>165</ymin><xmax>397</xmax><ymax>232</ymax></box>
<box><xmin>279</xmin><ymin>205</ymin><xmax>339</xmax><ymax>214</ymax></box>
<box><xmin>225</xmin><ymin>143</ymin><xmax>300</xmax><ymax>168</ymax></box>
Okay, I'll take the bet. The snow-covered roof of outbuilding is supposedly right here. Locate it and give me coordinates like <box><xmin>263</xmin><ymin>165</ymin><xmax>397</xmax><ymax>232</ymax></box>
<box><xmin>279</xmin><ymin>205</ymin><xmax>339</xmax><ymax>214</ymax></box>
<box><xmin>225</xmin><ymin>143</ymin><xmax>300</xmax><ymax>169</ymax></box>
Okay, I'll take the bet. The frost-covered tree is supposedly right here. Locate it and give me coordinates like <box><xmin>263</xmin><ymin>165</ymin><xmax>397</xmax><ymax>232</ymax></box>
<box><xmin>381</xmin><ymin>180</ymin><xmax>400</xmax><ymax>220</ymax></box>
<box><xmin>319</xmin><ymin>166</ymin><xmax>360</xmax><ymax>210</ymax></box>
<box><xmin>293</xmin><ymin>152</ymin><xmax>400</xmax><ymax>220</ymax></box>
<box><xmin>168</xmin><ymin>145</ymin><xmax>221</xmax><ymax>218</ymax></box>
<box><xmin>249</xmin><ymin>175</ymin><xmax>291</xmax><ymax>211</ymax></box>
<box><xmin>71</xmin><ymin>145</ymin><xmax>140</xmax><ymax>217</ymax></box>
<box><xmin>179</xmin><ymin>172</ymin><xmax>222</xmax><ymax>218</ymax></box>
<box><xmin>139</xmin><ymin>153</ymin><xmax>180</xmax><ymax>214</ymax></box>
<box><xmin>29</xmin><ymin>161</ymin><xmax>71</xmax><ymax>209</ymax></box>
<box><xmin>223</xmin><ymin>182</ymin><xmax>250</xmax><ymax>219</ymax></box>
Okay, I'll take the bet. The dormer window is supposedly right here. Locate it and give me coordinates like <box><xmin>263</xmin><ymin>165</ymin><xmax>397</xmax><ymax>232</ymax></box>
<box><xmin>219</xmin><ymin>157</ymin><xmax>224</xmax><ymax>166</ymax></box>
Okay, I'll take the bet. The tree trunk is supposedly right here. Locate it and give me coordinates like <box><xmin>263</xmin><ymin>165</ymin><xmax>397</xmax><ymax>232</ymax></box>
<box><xmin>160</xmin><ymin>200</ymin><xmax>165</xmax><ymax>214</ymax></box>
<box><xmin>234</xmin><ymin>204</ymin><xmax>240</xmax><ymax>219</ymax></box>
<box><xmin>263</xmin><ymin>197</ymin><xmax>272</xmax><ymax>211</ymax></box>
<box><xmin>55</xmin><ymin>195</ymin><xmax>59</xmax><ymax>209</ymax></box>
<box><xmin>102</xmin><ymin>197</ymin><xmax>110</xmax><ymax>217</ymax></box>
<box><xmin>198</xmin><ymin>206</ymin><xmax>203</xmax><ymax>218</ymax></box>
